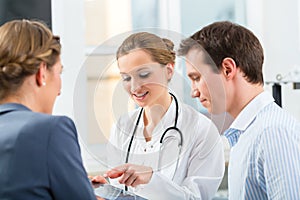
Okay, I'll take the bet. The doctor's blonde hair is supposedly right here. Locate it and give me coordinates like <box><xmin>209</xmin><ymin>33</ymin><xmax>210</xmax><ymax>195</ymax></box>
<box><xmin>116</xmin><ymin>32</ymin><xmax>176</xmax><ymax>65</ymax></box>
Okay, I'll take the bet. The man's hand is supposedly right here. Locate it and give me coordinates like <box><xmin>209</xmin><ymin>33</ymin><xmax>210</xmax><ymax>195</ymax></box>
<box><xmin>106</xmin><ymin>163</ymin><xmax>153</xmax><ymax>187</ymax></box>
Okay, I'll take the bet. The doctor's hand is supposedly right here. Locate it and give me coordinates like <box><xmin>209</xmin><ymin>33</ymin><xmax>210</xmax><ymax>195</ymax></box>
<box><xmin>106</xmin><ymin>163</ymin><xmax>153</xmax><ymax>187</ymax></box>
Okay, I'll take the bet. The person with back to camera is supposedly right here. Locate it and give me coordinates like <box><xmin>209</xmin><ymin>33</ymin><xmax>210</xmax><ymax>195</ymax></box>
<box><xmin>0</xmin><ymin>19</ymin><xmax>100</xmax><ymax>200</ymax></box>
<box><xmin>178</xmin><ymin>21</ymin><xmax>300</xmax><ymax>199</ymax></box>
<box><xmin>92</xmin><ymin>32</ymin><xmax>225</xmax><ymax>199</ymax></box>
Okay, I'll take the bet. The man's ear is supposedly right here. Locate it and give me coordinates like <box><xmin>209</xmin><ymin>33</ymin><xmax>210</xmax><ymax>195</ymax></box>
<box><xmin>36</xmin><ymin>62</ymin><xmax>47</xmax><ymax>87</ymax></box>
<box><xmin>166</xmin><ymin>63</ymin><xmax>174</xmax><ymax>81</ymax></box>
<box><xmin>221</xmin><ymin>57</ymin><xmax>237</xmax><ymax>80</ymax></box>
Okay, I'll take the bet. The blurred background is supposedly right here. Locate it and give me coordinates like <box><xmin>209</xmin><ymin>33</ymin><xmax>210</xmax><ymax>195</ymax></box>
<box><xmin>1</xmin><ymin>0</ymin><xmax>300</xmax><ymax>198</ymax></box>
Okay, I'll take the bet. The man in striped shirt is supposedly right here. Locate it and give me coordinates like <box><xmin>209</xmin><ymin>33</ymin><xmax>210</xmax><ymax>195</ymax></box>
<box><xmin>178</xmin><ymin>21</ymin><xmax>300</xmax><ymax>199</ymax></box>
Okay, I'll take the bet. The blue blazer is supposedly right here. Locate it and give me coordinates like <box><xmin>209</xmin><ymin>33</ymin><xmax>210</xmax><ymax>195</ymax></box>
<box><xmin>0</xmin><ymin>103</ymin><xmax>96</xmax><ymax>200</ymax></box>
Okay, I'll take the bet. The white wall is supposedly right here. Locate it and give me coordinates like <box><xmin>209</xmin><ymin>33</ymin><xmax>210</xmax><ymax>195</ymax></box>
<box><xmin>246</xmin><ymin>0</ymin><xmax>300</xmax><ymax>121</ymax></box>
<box><xmin>51</xmin><ymin>0</ymin><xmax>94</xmax><ymax>172</ymax></box>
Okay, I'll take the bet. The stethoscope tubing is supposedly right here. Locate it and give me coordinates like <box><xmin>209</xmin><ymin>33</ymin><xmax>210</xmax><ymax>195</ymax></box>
<box><xmin>125</xmin><ymin>108</ymin><xmax>143</xmax><ymax>164</ymax></box>
<box><xmin>124</xmin><ymin>93</ymin><xmax>183</xmax><ymax>190</ymax></box>
<box><xmin>126</xmin><ymin>93</ymin><xmax>183</xmax><ymax>169</ymax></box>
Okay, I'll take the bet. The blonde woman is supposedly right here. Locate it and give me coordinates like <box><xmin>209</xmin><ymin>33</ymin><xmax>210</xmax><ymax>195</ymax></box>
<box><xmin>93</xmin><ymin>32</ymin><xmax>225</xmax><ymax>200</ymax></box>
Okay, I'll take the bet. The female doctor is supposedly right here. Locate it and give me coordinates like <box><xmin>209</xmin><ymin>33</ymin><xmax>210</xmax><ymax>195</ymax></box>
<box><xmin>94</xmin><ymin>32</ymin><xmax>224</xmax><ymax>199</ymax></box>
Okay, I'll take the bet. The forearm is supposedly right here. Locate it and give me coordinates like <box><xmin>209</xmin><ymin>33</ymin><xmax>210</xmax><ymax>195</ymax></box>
<box><xmin>136</xmin><ymin>172</ymin><xmax>222</xmax><ymax>200</ymax></box>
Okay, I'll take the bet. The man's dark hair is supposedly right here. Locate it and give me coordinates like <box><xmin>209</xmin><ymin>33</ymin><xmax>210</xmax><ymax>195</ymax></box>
<box><xmin>178</xmin><ymin>21</ymin><xmax>264</xmax><ymax>84</ymax></box>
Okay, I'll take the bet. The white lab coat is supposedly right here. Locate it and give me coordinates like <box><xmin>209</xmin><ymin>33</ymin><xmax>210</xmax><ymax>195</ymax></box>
<box><xmin>107</xmin><ymin>98</ymin><xmax>224</xmax><ymax>200</ymax></box>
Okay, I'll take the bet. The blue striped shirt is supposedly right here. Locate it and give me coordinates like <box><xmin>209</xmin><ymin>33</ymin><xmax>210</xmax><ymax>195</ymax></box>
<box><xmin>224</xmin><ymin>91</ymin><xmax>300</xmax><ymax>199</ymax></box>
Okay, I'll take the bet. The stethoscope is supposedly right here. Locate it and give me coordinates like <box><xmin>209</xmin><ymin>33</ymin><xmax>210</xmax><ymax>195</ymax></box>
<box><xmin>125</xmin><ymin>93</ymin><xmax>183</xmax><ymax>181</ymax></box>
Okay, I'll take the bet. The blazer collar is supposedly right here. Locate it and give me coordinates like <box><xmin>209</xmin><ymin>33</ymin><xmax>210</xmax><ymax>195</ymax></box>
<box><xmin>0</xmin><ymin>103</ymin><xmax>31</xmax><ymax>114</ymax></box>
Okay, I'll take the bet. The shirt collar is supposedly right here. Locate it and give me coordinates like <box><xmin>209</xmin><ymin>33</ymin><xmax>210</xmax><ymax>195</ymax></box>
<box><xmin>0</xmin><ymin>103</ymin><xmax>30</xmax><ymax>114</ymax></box>
<box><xmin>230</xmin><ymin>91</ymin><xmax>274</xmax><ymax>131</ymax></box>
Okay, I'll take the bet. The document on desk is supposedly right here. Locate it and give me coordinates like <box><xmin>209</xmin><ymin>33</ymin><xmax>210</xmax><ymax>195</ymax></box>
<box><xmin>94</xmin><ymin>184</ymin><xmax>147</xmax><ymax>200</ymax></box>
